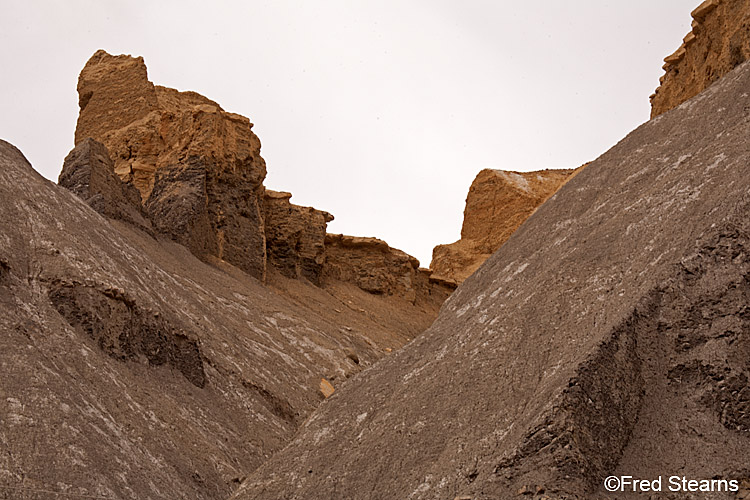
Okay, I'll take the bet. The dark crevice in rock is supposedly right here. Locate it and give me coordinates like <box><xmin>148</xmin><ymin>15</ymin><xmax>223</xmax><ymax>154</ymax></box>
<box><xmin>241</xmin><ymin>379</ymin><xmax>299</xmax><ymax>425</ymax></box>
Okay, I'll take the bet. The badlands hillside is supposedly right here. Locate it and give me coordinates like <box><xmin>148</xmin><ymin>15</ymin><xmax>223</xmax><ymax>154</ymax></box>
<box><xmin>235</xmin><ymin>0</ymin><xmax>750</xmax><ymax>498</ymax></box>
<box><xmin>0</xmin><ymin>51</ymin><xmax>451</xmax><ymax>500</ymax></box>
<box><xmin>1</xmin><ymin>1</ymin><xmax>750</xmax><ymax>500</ymax></box>
<box><xmin>234</xmin><ymin>43</ymin><xmax>750</xmax><ymax>500</ymax></box>
<box><xmin>431</xmin><ymin>0</ymin><xmax>750</xmax><ymax>291</ymax></box>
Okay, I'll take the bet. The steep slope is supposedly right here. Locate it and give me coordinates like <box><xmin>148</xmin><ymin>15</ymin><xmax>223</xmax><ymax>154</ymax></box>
<box><xmin>235</xmin><ymin>60</ymin><xmax>750</xmax><ymax>500</ymax></box>
<box><xmin>651</xmin><ymin>0</ymin><xmax>750</xmax><ymax>117</ymax></box>
<box><xmin>0</xmin><ymin>140</ymin><xmax>442</xmax><ymax>500</ymax></box>
<box><xmin>430</xmin><ymin>168</ymin><xmax>579</xmax><ymax>286</ymax></box>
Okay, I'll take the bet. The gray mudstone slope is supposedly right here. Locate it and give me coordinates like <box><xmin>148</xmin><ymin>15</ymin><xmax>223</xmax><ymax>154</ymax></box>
<box><xmin>234</xmin><ymin>62</ymin><xmax>750</xmax><ymax>499</ymax></box>
<box><xmin>0</xmin><ymin>141</ymin><xmax>433</xmax><ymax>500</ymax></box>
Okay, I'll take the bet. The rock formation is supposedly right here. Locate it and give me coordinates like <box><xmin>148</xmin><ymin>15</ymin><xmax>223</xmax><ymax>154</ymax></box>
<box><xmin>263</xmin><ymin>190</ymin><xmax>332</xmax><ymax>285</ymax></box>
<box><xmin>76</xmin><ymin>50</ymin><xmax>268</xmax><ymax>279</ymax></box>
<box><xmin>58</xmin><ymin>137</ymin><xmax>151</xmax><ymax>231</ymax></box>
<box><xmin>72</xmin><ymin>50</ymin><xmax>448</xmax><ymax>305</ymax></box>
<box><xmin>650</xmin><ymin>0</ymin><xmax>750</xmax><ymax>117</ymax></box>
<box><xmin>9</xmin><ymin>5</ymin><xmax>750</xmax><ymax>497</ymax></box>
<box><xmin>430</xmin><ymin>168</ymin><xmax>579</xmax><ymax>286</ymax></box>
<box><xmin>0</xmin><ymin>52</ymin><xmax>451</xmax><ymax>500</ymax></box>
<box><xmin>234</xmin><ymin>57</ymin><xmax>750</xmax><ymax>500</ymax></box>
<box><xmin>324</xmin><ymin>234</ymin><xmax>431</xmax><ymax>303</ymax></box>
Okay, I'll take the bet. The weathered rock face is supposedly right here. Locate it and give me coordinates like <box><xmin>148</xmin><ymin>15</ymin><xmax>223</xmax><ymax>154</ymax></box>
<box><xmin>235</xmin><ymin>59</ymin><xmax>750</xmax><ymax>500</ymax></box>
<box><xmin>72</xmin><ymin>50</ymin><xmax>442</xmax><ymax>293</ymax></box>
<box><xmin>650</xmin><ymin>0</ymin><xmax>750</xmax><ymax>117</ymax></box>
<box><xmin>263</xmin><ymin>190</ymin><xmax>333</xmax><ymax>285</ymax></box>
<box><xmin>58</xmin><ymin>138</ymin><xmax>151</xmax><ymax>230</ymax></box>
<box><xmin>75</xmin><ymin>50</ymin><xmax>267</xmax><ymax>279</ymax></box>
<box><xmin>324</xmin><ymin>234</ymin><xmax>432</xmax><ymax>304</ymax></box>
<box><xmin>430</xmin><ymin>168</ymin><xmax>579</xmax><ymax>285</ymax></box>
<box><xmin>0</xmin><ymin>140</ymin><xmax>443</xmax><ymax>500</ymax></box>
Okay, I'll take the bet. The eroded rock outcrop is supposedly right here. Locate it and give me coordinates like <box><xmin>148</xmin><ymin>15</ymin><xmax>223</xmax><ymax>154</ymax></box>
<box><xmin>0</xmin><ymin>50</ymin><xmax>455</xmax><ymax>499</ymax></box>
<box><xmin>72</xmin><ymin>50</ymin><xmax>440</xmax><ymax>299</ymax></box>
<box><xmin>324</xmin><ymin>234</ymin><xmax>435</xmax><ymax>304</ymax></box>
<box><xmin>75</xmin><ymin>50</ymin><xmax>267</xmax><ymax>279</ymax></box>
<box><xmin>430</xmin><ymin>168</ymin><xmax>579</xmax><ymax>286</ymax></box>
<box><xmin>235</xmin><ymin>55</ymin><xmax>750</xmax><ymax>500</ymax></box>
<box><xmin>263</xmin><ymin>190</ymin><xmax>333</xmax><ymax>285</ymax></box>
<box><xmin>58</xmin><ymin>138</ymin><xmax>151</xmax><ymax>231</ymax></box>
<box><xmin>650</xmin><ymin>0</ymin><xmax>750</xmax><ymax>117</ymax></box>
<box><xmin>48</xmin><ymin>281</ymin><xmax>206</xmax><ymax>388</ymax></box>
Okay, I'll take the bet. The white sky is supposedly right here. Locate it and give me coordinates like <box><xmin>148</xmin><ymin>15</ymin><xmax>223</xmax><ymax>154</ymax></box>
<box><xmin>1</xmin><ymin>1</ymin><xmax>695</xmax><ymax>267</ymax></box>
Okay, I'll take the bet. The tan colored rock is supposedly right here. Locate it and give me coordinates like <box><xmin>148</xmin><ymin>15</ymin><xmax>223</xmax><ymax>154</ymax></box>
<box><xmin>320</xmin><ymin>378</ymin><xmax>335</xmax><ymax>398</ymax></box>
<box><xmin>692</xmin><ymin>0</ymin><xmax>721</xmax><ymax>20</ymax></box>
<box><xmin>323</xmin><ymin>233</ymin><xmax>431</xmax><ymax>302</ymax></box>
<box><xmin>72</xmin><ymin>51</ymin><xmax>453</xmax><ymax>300</ymax></box>
<box><xmin>75</xmin><ymin>50</ymin><xmax>267</xmax><ymax>279</ymax></box>
<box><xmin>651</xmin><ymin>0</ymin><xmax>750</xmax><ymax>117</ymax></box>
<box><xmin>429</xmin><ymin>239</ymin><xmax>488</xmax><ymax>287</ymax></box>
<box><xmin>263</xmin><ymin>190</ymin><xmax>333</xmax><ymax>285</ymax></box>
<box><xmin>430</xmin><ymin>167</ymin><xmax>580</xmax><ymax>285</ymax></box>
<box><xmin>663</xmin><ymin>45</ymin><xmax>686</xmax><ymax>64</ymax></box>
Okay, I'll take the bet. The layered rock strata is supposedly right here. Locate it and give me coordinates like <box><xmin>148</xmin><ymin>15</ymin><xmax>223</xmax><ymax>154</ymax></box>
<box><xmin>263</xmin><ymin>190</ymin><xmax>332</xmax><ymax>285</ymax></box>
<box><xmin>650</xmin><ymin>0</ymin><xmax>750</xmax><ymax>117</ymax></box>
<box><xmin>324</xmin><ymin>234</ymin><xmax>430</xmax><ymax>303</ymax></box>
<box><xmin>235</xmin><ymin>56</ymin><xmax>750</xmax><ymax>500</ymax></box>
<box><xmin>430</xmin><ymin>168</ymin><xmax>579</xmax><ymax>286</ymax></box>
<box><xmin>72</xmin><ymin>50</ymin><xmax>447</xmax><ymax>305</ymax></box>
<box><xmin>75</xmin><ymin>50</ymin><xmax>267</xmax><ymax>279</ymax></box>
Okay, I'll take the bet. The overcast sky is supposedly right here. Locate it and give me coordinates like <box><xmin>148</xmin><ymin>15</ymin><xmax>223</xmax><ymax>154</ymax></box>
<box><xmin>1</xmin><ymin>1</ymin><xmax>695</xmax><ymax>267</ymax></box>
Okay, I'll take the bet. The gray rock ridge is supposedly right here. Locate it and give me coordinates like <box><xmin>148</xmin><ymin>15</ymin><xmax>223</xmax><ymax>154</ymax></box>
<box><xmin>233</xmin><ymin>61</ymin><xmax>750</xmax><ymax>499</ymax></box>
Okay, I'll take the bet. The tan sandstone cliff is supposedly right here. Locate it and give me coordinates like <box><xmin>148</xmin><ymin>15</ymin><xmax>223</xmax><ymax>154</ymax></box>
<box><xmin>73</xmin><ymin>50</ymin><xmax>450</xmax><ymax>304</ymax></box>
<box><xmin>76</xmin><ymin>50</ymin><xmax>268</xmax><ymax>279</ymax></box>
<box><xmin>650</xmin><ymin>0</ymin><xmax>750</xmax><ymax>117</ymax></box>
<box><xmin>324</xmin><ymin>234</ymin><xmax>434</xmax><ymax>304</ymax></box>
<box><xmin>430</xmin><ymin>167</ymin><xmax>580</xmax><ymax>286</ymax></box>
